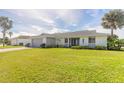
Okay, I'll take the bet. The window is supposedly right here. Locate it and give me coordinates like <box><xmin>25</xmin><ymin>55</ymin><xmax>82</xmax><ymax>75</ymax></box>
<box><xmin>82</xmin><ymin>39</ymin><xmax>84</xmax><ymax>44</ymax></box>
<box><xmin>65</xmin><ymin>38</ymin><xmax>68</xmax><ymax>43</ymax></box>
<box><xmin>89</xmin><ymin>37</ymin><xmax>95</xmax><ymax>43</ymax></box>
<box><xmin>69</xmin><ymin>38</ymin><xmax>80</xmax><ymax>46</ymax></box>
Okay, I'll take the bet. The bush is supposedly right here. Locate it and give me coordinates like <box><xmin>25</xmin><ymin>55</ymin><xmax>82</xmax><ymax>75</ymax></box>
<box><xmin>57</xmin><ymin>45</ymin><xmax>64</xmax><ymax>48</ymax></box>
<box><xmin>95</xmin><ymin>46</ymin><xmax>107</xmax><ymax>50</ymax></box>
<box><xmin>46</xmin><ymin>45</ymin><xmax>56</xmax><ymax>48</ymax></box>
<box><xmin>40</xmin><ymin>44</ymin><xmax>65</xmax><ymax>48</ymax></box>
<box><xmin>107</xmin><ymin>35</ymin><xmax>122</xmax><ymax>50</ymax></box>
<box><xmin>56</xmin><ymin>44</ymin><xmax>59</xmax><ymax>48</ymax></box>
<box><xmin>82</xmin><ymin>46</ymin><xmax>90</xmax><ymax>49</ymax></box>
<box><xmin>71</xmin><ymin>46</ymin><xmax>82</xmax><ymax>49</ymax></box>
<box><xmin>25</xmin><ymin>43</ymin><xmax>30</xmax><ymax>47</ymax></box>
<box><xmin>45</xmin><ymin>46</ymin><xmax>52</xmax><ymax>48</ymax></box>
<box><xmin>71</xmin><ymin>46</ymin><xmax>89</xmax><ymax>49</ymax></box>
<box><xmin>109</xmin><ymin>46</ymin><xmax>121</xmax><ymax>50</ymax></box>
<box><xmin>71</xmin><ymin>46</ymin><xmax>107</xmax><ymax>50</ymax></box>
<box><xmin>40</xmin><ymin>43</ymin><xmax>46</xmax><ymax>48</ymax></box>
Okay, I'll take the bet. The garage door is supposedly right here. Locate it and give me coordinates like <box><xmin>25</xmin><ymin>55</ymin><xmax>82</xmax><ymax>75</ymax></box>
<box><xmin>32</xmin><ymin>38</ymin><xmax>43</xmax><ymax>47</ymax></box>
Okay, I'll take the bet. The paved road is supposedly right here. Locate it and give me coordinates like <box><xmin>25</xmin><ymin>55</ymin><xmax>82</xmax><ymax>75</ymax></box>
<box><xmin>0</xmin><ymin>47</ymin><xmax>31</xmax><ymax>53</ymax></box>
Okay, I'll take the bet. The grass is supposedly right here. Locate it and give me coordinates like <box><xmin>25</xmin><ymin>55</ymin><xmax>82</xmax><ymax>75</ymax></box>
<box><xmin>0</xmin><ymin>48</ymin><xmax>124</xmax><ymax>82</ymax></box>
<box><xmin>0</xmin><ymin>45</ymin><xmax>23</xmax><ymax>49</ymax></box>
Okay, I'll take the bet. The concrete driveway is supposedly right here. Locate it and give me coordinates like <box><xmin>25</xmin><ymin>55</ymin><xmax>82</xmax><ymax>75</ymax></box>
<box><xmin>0</xmin><ymin>47</ymin><xmax>31</xmax><ymax>53</ymax></box>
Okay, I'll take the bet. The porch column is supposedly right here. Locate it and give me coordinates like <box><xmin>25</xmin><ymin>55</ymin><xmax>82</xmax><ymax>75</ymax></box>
<box><xmin>69</xmin><ymin>38</ymin><xmax>72</xmax><ymax>46</ymax></box>
<box><xmin>68</xmin><ymin>38</ymin><xmax>69</xmax><ymax>47</ymax></box>
<box><xmin>69</xmin><ymin>38</ymin><xmax>70</xmax><ymax>46</ymax></box>
<box><xmin>75</xmin><ymin>38</ymin><xmax>77</xmax><ymax>46</ymax></box>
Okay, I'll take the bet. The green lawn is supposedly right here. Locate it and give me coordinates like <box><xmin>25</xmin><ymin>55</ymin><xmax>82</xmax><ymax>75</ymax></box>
<box><xmin>0</xmin><ymin>45</ymin><xmax>23</xmax><ymax>49</ymax></box>
<box><xmin>0</xmin><ymin>48</ymin><xmax>124</xmax><ymax>82</ymax></box>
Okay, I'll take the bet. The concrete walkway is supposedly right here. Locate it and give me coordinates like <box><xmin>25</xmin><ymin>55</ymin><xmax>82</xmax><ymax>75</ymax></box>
<box><xmin>0</xmin><ymin>47</ymin><xmax>31</xmax><ymax>53</ymax></box>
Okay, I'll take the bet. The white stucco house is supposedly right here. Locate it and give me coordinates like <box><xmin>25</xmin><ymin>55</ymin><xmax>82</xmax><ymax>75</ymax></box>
<box><xmin>11</xmin><ymin>35</ymin><xmax>32</xmax><ymax>46</ymax></box>
<box><xmin>11</xmin><ymin>30</ymin><xmax>109</xmax><ymax>48</ymax></box>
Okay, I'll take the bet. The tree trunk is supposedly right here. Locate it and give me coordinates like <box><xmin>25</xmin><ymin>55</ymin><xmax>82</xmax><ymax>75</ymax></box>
<box><xmin>9</xmin><ymin>36</ymin><xmax>11</xmax><ymax>45</ymax></box>
<box><xmin>2</xmin><ymin>30</ymin><xmax>5</xmax><ymax>47</ymax></box>
<box><xmin>111</xmin><ymin>28</ymin><xmax>114</xmax><ymax>37</ymax></box>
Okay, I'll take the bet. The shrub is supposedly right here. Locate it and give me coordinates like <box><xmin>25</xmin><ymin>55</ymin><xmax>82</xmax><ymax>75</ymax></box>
<box><xmin>25</xmin><ymin>43</ymin><xmax>30</xmax><ymax>47</ymax></box>
<box><xmin>40</xmin><ymin>44</ymin><xmax>65</xmax><ymax>48</ymax></box>
<box><xmin>71</xmin><ymin>46</ymin><xmax>89</xmax><ymax>49</ymax></box>
<box><xmin>109</xmin><ymin>46</ymin><xmax>121</xmax><ymax>50</ymax></box>
<box><xmin>40</xmin><ymin>43</ymin><xmax>46</xmax><ymax>48</ymax></box>
<box><xmin>95</xmin><ymin>46</ymin><xmax>107</xmax><ymax>50</ymax></box>
<box><xmin>71</xmin><ymin>46</ymin><xmax>82</xmax><ymax>49</ymax></box>
<box><xmin>46</xmin><ymin>45</ymin><xmax>57</xmax><ymax>48</ymax></box>
<box><xmin>71</xmin><ymin>46</ymin><xmax>107</xmax><ymax>50</ymax></box>
<box><xmin>107</xmin><ymin>35</ymin><xmax>122</xmax><ymax>50</ymax></box>
<box><xmin>58</xmin><ymin>45</ymin><xmax>64</xmax><ymax>48</ymax></box>
<box><xmin>82</xmin><ymin>46</ymin><xmax>90</xmax><ymax>49</ymax></box>
<box><xmin>45</xmin><ymin>46</ymin><xmax>52</xmax><ymax>48</ymax></box>
<box><xmin>56</xmin><ymin>44</ymin><xmax>59</xmax><ymax>48</ymax></box>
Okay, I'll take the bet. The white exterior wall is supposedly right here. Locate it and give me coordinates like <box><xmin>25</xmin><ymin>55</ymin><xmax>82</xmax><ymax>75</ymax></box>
<box><xmin>42</xmin><ymin>38</ymin><xmax>47</xmax><ymax>43</ymax></box>
<box><xmin>80</xmin><ymin>36</ymin><xmax>107</xmax><ymax>47</ymax></box>
<box><xmin>57</xmin><ymin>37</ymin><xmax>107</xmax><ymax>47</ymax></box>
<box><xmin>59</xmin><ymin>38</ymin><xmax>65</xmax><ymax>45</ymax></box>
<box><xmin>17</xmin><ymin>39</ymin><xmax>32</xmax><ymax>46</ymax></box>
<box><xmin>56</xmin><ymin>38</ymin><xmax>62</xmax><ymax>45</ymax></box>
<box><xmin>11</xmin><ymin>39</ymin><xmax>17</xmax><ymax>45</ymax></box>
<box><xmin>11</xmin><ymin>39</ymin><xmax>32</xmax><ymax>46</ymax></box>
<box><xmin>79</xmin><ymin>37</ymin><xmax>88</xmax><ymax>46</ymax></box>
<box><xmin>95</xmin><ymin>36</ymin><xmax>107</xmax><ymax>46</ymax></box>
<box><xmin>46</xmin><ymin>37</ymin><xmax>56</xmax><ymax>46</ymax></box>
<box><xmin>11</xmin><ymin>36</ymin><xmax>108</xmax><ymax>47</ymax></box>
<box><xmin>32</xmin><ymin>38</ymin><xmax>43</xmax><ymax>47</ymax></box>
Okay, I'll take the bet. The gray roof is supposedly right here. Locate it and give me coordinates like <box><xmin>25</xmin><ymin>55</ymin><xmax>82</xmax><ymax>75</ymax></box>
<box><xmin>32</xmin><ymin>30</ymin><xmax>109</xmax><ymax>39</ymax></box>
<box><xmin>12</xmin><ymin>35</ymin><xmax>31</xmax><ymax>39</ymax></box>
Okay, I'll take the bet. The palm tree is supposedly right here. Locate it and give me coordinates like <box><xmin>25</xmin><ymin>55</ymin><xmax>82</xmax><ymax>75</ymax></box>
<box><xmin>101</xmin><ymin>9</ymin><xmax>124</xmax><ymax>36</ymax></box>
<box><xmin>8</xmin><ymin>32</ymin><xmax>13</xmax><ymax>39</ymax></box>
<box><xmin>0</xmin><ymin>16</ymin><xmax>13</xmax><ymax>47</ymax></box>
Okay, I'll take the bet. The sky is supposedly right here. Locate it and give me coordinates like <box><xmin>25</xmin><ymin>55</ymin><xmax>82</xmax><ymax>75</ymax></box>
<box><xmin>0</xmin><ymin>9</ymin><xmax>124</xmax><ymax>38</ymax></box>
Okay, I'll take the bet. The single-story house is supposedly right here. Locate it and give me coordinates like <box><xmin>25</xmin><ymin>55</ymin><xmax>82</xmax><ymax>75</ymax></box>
<box><xmin>11</xmin><ymin>35</ymin><xmax>32</xmax><ymax>46</ymax></box>
<box><xmin>11</xmin><ymin>30</ymin><xmax>109</xmax><ymax>48</ymax></box>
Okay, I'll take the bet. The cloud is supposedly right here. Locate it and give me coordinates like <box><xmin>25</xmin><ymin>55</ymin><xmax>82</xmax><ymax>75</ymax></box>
<box><xmin>7</xmin><ymin>9</ymin><xmax>81</xmax><ymax>25</ymax></box>
<box><xmin>12</xmin><ymin>32</ymin><xmax>36</xmax><ymax>37</ymax></box>
<box><xmin>85</xmin><ymin>9</ymin><xmax>99</xmax><ymax>17</ymax></box>
<box><xmin>6</xmin><ymin>9</ymin><xmax>83</xmax><ymax>35</ymax></box>
<box><xmin>54</xmin><ymin>9</ymin><xmax>82</xmax><ymax>24</ymax></box>
<box><xmin>114</xmin><ymin>28</ymin><xmax>124</xmax><ymax>39</ymax></box>
<box><xmin>31</xmin><ymin>25</ymin><xmax>43</xmax><ymax>31</ymax></box>
<box><xmin>7</xmin><ymin>9</ymin><xmax>82</xmax><ymax>30</ymax></box>
<box><xmin>31</xmin><ymin>25</ymin><xmax>69</xmax><ymax>34</ymax></box>
<box><xmin>85</xmin><ymin>9</ymin><xmax>107</xmax><ymax>17</ymax></box>
<box><xmin>4</xmin><ymin>9</ymin><xmax>123</xmax><ymax>39</ymax></box>
<box><xmin>71</xmin><ymin>23</ymin><xmax>77</xmax><ymax>27</ymax></box>
<box><xmin>50</xmin><ymin>27</ymin><xmax>69</xmax><ymax>34</ymax></box>
<box><xmin>10</xmin><ymin>24</ymin><xmax>69</xmax><ymax>37</ymax></box>
<box><xmin>7</xmin><ymin>10</ymin><xmax>55</xmax><ymax>24</ymax></box>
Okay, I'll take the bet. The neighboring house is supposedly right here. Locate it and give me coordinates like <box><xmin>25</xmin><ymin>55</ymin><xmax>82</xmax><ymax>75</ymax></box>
<box><xmin>11</xmin><ymin>35</ymin><xmax>32</xmax><ymax>46</ymax></box>
<box><xmin>11</xmin><ymin>30</ymin><xmax>109</xmax><ymax>48</ymax></box>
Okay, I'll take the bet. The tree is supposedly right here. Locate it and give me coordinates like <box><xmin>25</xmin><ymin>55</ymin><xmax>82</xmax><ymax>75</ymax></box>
<box><xmin>101</xmin><ymin>9</ymin><xmax>124</xmax><ymax>36</ymax></box>
<box><xmin>119</xmin><ymin>39</ymin><xmax>124</xmax><ymax>47</ymax></box>
<box><xmin>0</xmin><ymin>16</ymin><xmax>13</xmax><ymax>47</ymax></box>
<box><xmin>4</xmin><ymin>37</ymin><xmax>9</xmax><ymax>45</ymax></box>
<box><xmin>8</xmin><ymin>31</ymin><xmax>13</xmax><ymax>39</ymax></box>
<box><xmin>107</xmin><ymin>35</ymin><xmax>124</xmax><ymax>50</ymax></box>
<box><xmin>107</xmin><ymin>35</ymin><xmax>119</xmax><ymax>50</ymax></box>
